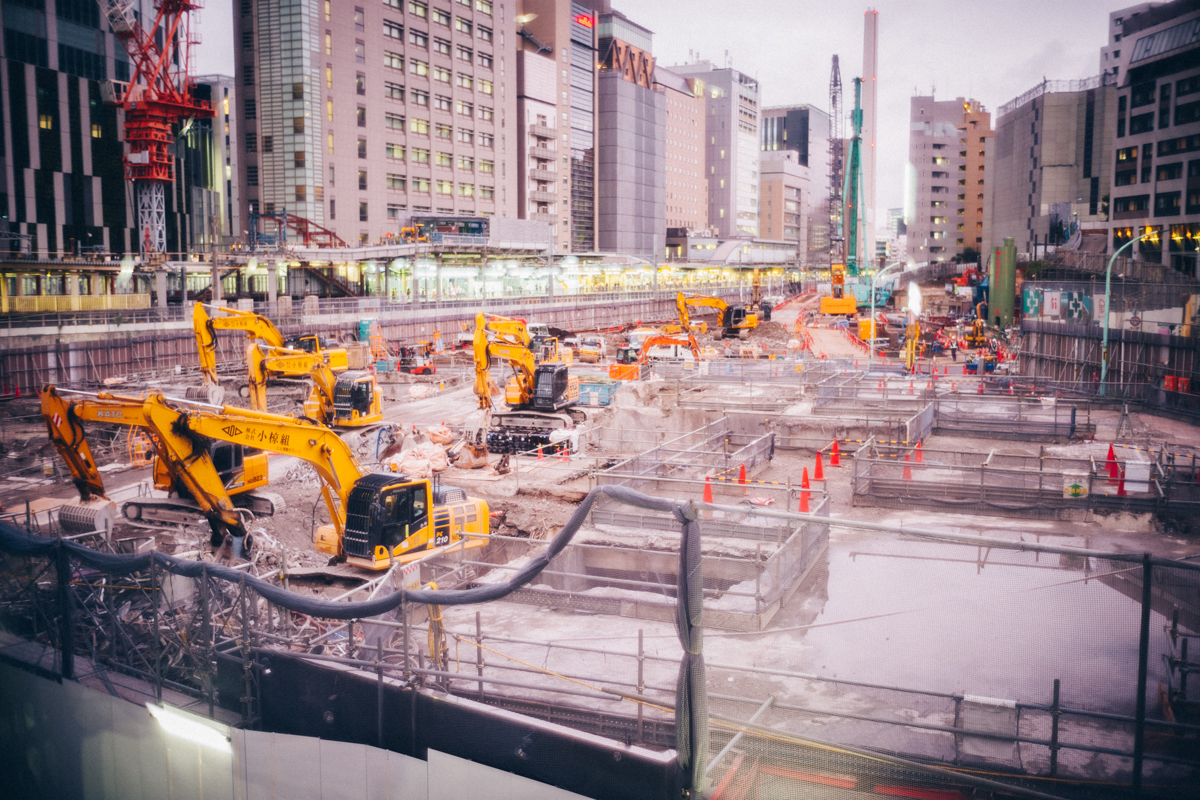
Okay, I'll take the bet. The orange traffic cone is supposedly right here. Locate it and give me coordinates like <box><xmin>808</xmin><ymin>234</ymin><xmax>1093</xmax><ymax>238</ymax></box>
<box><xmin>814</xmin><ymin>452</ymin><xmax>825</xmax><ymax>481</ymax></box>
<box><xmin>800</xmin><ymin>488</ymin><xmax>810</xmax><ymax>513</ymax></box>
<box><xmin>801</xmin><ymin>467</ymin><xmax>810</xmax><ymax>489</ymax></box>
<box><xmin>703</xmin><ymin>475</ymin><xmax>713</xmax><ymax>504</ymax></box>
<box><xmin>559</xmin><ymin>447</ymin><xmax>569</xmax><ymax>463</ymax></box>
<box><xmin>909</xmin><ymin>381</ymin><xmax>914</xmax><ymax>395</ymax></box>
<box><xmin>915</xmin><ymin>441</ymin><xmax>924</xmax><ymax>464</ymax></box>
<box><xmin>878</xmin><ymin>379</ymin><xmax>883</xmax><ymax>390</ymax></box>
<box><xmin>1117</xmin><ymin>468</ymin><xmax>1127</xmax><ymax>497</ymax></box>
<box><xmin>537</xmin><ymin>445</ymin><xmax>544</xmax><ymax>460</ymax></box>
<box><xmin>1106</xmin><ymin>444</ymin><xmax>1119</xmax><ymax>483</ymax></box>
<box><xmin>902</xmin><ymin>454</ymin><xmax>913</xmax><ymax>480</ymax></box>
<box><xmin>830</xmin><ymin>440</ymin><xmax>841</xmax><ymax>467</ymax></box>
<box><xmin>738</xmin><ymin>462</ymin><xmax>748</xmax><ymax>495</ymax></box>
<box><xmin>977</xmin><ymin>381</ymin><xmax>984</xmax><ymax>395</ymax></box>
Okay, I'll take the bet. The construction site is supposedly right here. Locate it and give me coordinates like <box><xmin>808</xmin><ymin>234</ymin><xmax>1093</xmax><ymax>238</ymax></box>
<box><xmin>1</xmin><ymin>281</ymin><xmax>1199</xmax><ymax>800</ymax></box>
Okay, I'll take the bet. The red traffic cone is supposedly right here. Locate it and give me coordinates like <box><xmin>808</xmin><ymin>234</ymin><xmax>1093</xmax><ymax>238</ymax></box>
<box><xmin>738</xmin><ymin>462</ymin><xmax>748</xmax><ymax>495</ymax></box>
<box><xmin>1009</xmin><ymin>381</ymin><xmax>1015</xmax><ymax>395</ymax></box>
<box><xmin>878</xmin><ymin>379</ymin><xmax>883</xmax><ymax>390</ymax></box>
<box><xmin>977</xmin><ymin>381</ymin><xmax>984</xmax><ymax>395</ymax></box>
<box><xmin>703</xmin><ymin>475</ymin><xmax>713</xmax><ymax>504</ymax></box>
<box><xmin>915</xmin><ymin>441</ymin><xmax>924</xmax><ymax>464</ymax></box>
<box><xmin>902</xmin><ymin>454</ymin><xmax>913</xmax><ymax>480</ymax></box>
<box><xmin>801</xmin><ymin>467</ymin><xmax>811</xmax><ymax>489</ymax></box>
<box><xmin>830</xmin><ymin>440</ymin><xmax>841</xmax><ymax>467</ymax></box>
<box><xmin>951</xmin><ymin>381</ymin><xmax>956</xmax><ymax>391</ymax></box>
<box><xmin>1106</xmin><ymin>444</ymin><xmax>1119</xmax><ymax>483</ymax></box>
<box><xmin>1117</xmin><ymin>468</ymin><xmax>1127</xmax><ymax>497</ymax></box>
<box><xmin>800</xmin><ymin>489</ymin><xmax>810</xmax><ymax>513</ymax></box>
<box><xmin>944</xmin><ymin>366</ymin><xmax>949</xmax><ymax>375</ymax></box>
<box><xmin>909</xmin><ymin>381</ymin><xmax>914</xmax><ymax>395</ymax></box>
<box><xmin>814</xmin><ymin>452</ymin><xmax>825</xmax><ymax>481</ymax></box>
<box><xmin>537</xmin><ymin>445</ymin><xmax>544</xmax><ymax>460</ymax></box>
<box><xmin>559</xmin><ymin>447</ymin><xmax>569</xmax><ymax>463</ymax></box>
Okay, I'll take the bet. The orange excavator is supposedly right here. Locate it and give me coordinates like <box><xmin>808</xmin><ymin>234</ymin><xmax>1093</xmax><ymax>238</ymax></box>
<box><xmin>609</xmin><ymin>333</ymin><xmax>702</xmax><ymax>381</ymax></box>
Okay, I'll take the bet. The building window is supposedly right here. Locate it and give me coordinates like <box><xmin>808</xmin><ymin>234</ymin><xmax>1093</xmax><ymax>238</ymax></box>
<box><xmin>386</xmin><ymin>113</ymin><xmax>407</xmax><ymax>130</ymax></box>
<box><xmin>408</xmin><ymin>0</ymin><xmax>427</xmax><ymax>17</ymax></box>
<box><xmin>1114</xmin><ymin>195</ymin><xmax>1149</xmax><ymax>215</ymax></box>
<box><xmin>455</xmin><ymin>17</ymin><xmax>472</xmax><ymax>35</ymax></box>
<box><xmin>329</xmin><ymin>164</ymin><xmax>335</xmax><ymax>186</ymax></box>
<box><xmin>409</xmin><ymin>29</ymin><xmax>428</xmax><ymax>47</ymax></box>
<box><xmin>456</xmin><ymin>100</ymin><xmax>473</xmax><ymax>116</ymax></box>
<box><xmin>459</xmin><ymin>183</ymin><xmax>474</xmax><ymax>196</ymax></box>
<box><xmin>412</xmin><ymin>89</ymin><xmax>430</xmax><ymax>106</ymax></box>
<box><xmin>385</xmin><ymin>82</ymin><xmax>404</xmax><ymax>100</ymax></box>
<box><xmin>437</xmin><ymin>180</ymin><xmax>453</xmax><ymax>195</ymax></box>
<box><xmin>359</xmin><ymin>170</ymin><xmax>368</xmax><ymax>190</ymax></box>
<box><xmin>359</xmin><ymin>202</ymin><xmax>369</xmax><ymax>221</ymax></box>
<box><xmin>1157</xmin><ymin>162</ymin><xmax>1183</xmax><ymax>181</ymax></box>
<box><xmin>292</xmin><ymin>82</ymin><xmax>305</xmax><ymax>100</ymax></box>
<box><xmin>436</xmin><ymin>151</ymin><xmax>452</xmax><ymax>167</ymax></box>
<box><xmin>478</xmin><ymin>26</ymin><xmax>492</xmax><ymax>42</ymax></box>
<box><xmin>478</xmin><ymin>79</ymin><xmax>492</xmax><ymax>95</ymax></box>
<box><xmin>479</xmin><ymin>186</ymin><xmax>494</xmax><ymax>199</ymax></box>
<box><xmin>413</xmin><ymin>177</ymin><xmax>430</xmax><ymax>192</ymax></box>
<box><xmin>387</xmin><ymin>143</ymin><xmax>405</xmax><ymax>159</ymax></box>
<box><xmin>434</xmin><ymin>37</ymin><xmax>451</xmax><ymax>55</ymax></box>
<box><xmin>387</xmin><ymin>174</ymin><xmax>406</xmax><ymax>190</ymax></box>
<box><xmin>457</xmin><ymin>155</ymin><xmax>474</xmax><ymax>170</ymax></box>
<box><xmin>435</xmin><ymin>95</ymin><xmax>453</xmax><ymax>112</ymax></box>
<box><xmin>456</xmin><ymin>73</ymin><xmax>473</xmax><ymax>90</ymax></box>
<box><xmin>295</xmin><ymin>150</ymin><xmax>307</xmax><ymax>167</ymax></box>
<box><xmin>354</xmin><ymin>6</ymin><xmax>365</xmax><ymax>30</ymax></box>
<box><xmin>478</xmin><ymin>106</ymin><xmax>493</xmax><ymax>120</ymax></box>
<box><xmin>457</xmin><ymin>128</ymin><xmax>474</xmax><ymax>144</ymax></box>
<box><xmin>244</xmin><ymin>99</ymin><xmax>257</xmax><ymax>120</ymax></box>
<box><xmin>433</xmin><ymin>66</ymin><xmax>451</xmax><ymax>83</ymax></box>
<box><xmin>1177</xmin><ymin>101</ymin><xmax>1200</xmax><ymax>127</ymax></box>
<box><xmin>1131</xmin><ymin>81</ymin><xmax>1155</xmax><ymax>108</ymax></box>
<box><xmin>246</xmin><ymin>165</ymin><xmax>259</xmax><ymax>186</ymax></box>
<box><xmin>1154</xmin><ymin>191</ymin><xmax>1181</xmax><ymax>217</ymax></box>
<box><xmin>384</xmin><ymin>50</ymin><xmax>404</xmax><ymax>70</ymax></box>
<box><xmin>296</xmin><ymin>185</ymin><xmax>307</xmax><ymax>202</ymax></box>
<box><xmin>457</xmin><ymin>46</ymin><xmax>473</xmax><ymax>63</ymax></box>
<box><xmin>410</xmin><ymin>118</ymin><xmax>429</xmax><ymax>134</ymax></box>
<box><xmin>436</xmin><ymin>123</ymin><xmax>453</xmax><ymax>139</ymax></box>
<box><xmin>479</xmin><ymin>132</ymin><xmax>494</xmax><ymax>148</ymax></box>
<box><xmin>358</xmin><ymin>138</ymin><xmax>367</xmax><ymax>158</ymax></box>
<box><xmin>433</xmin><ymin>7</ymin><xmax>450</xmax><ymax>25</ymax></box>
<box><xmin>479</xmin><ymin>159</ymin><xmax>493</xmax><ymax>173</ymax></box>
<box><xmin>410</xmin><ymin>59</ymin><xmax>429</xmax><ymax>76</ymax></box>
<box><xmin>245</xmin><ymin>132</ymin><xmax>258</xmax><ymax>152</ymax></box>
<box><xmin>356</xmin><ymin>73</ymin><xmax>366</xmax><ymax>95</ymax></box>
<box><xmin>387</xmin><ymin>203</ymin><xmax>405</xmax><ymax>219</ymax></box>
<box><xmin>477</xmin><ymin>52</ymin><xmax>492</xmax><ymax>69</ymax></box>
<box><xmin>412</xmin><ymin>147</ymin><xmax>430</xmax><ymax>163</ymax></box>
<box><xmin>1115</xmin><ymin>169</ymin><xmax>1137</xmax><ymax>186</ymax></box>
<box><xmin>357</xmin><ymin>106</ymin><xmax>366</xmax><ymax>126</ymax></box>
<box><xmin>293</xmin><ymin>117</ymin><xmax>305</xmax><ymax>134</ymax></box>
<box><xmin>475</xmin><ymin>0</ymin><xmax>491</xmax><ymax>13</ymax></box>
<box><xmin>1130</xmin><ymin>113</ymin><xmax>1154</xmax><ymax>135</ymax></box>
<box><xmin>327</xmin><ymin>99</ymin><xmax>334</xmax><ymax>121</ymax></box>
<box><xmin>355</xmin><ymin>40</ymin><xmax>366</xmax><ymax>63</ymax></box>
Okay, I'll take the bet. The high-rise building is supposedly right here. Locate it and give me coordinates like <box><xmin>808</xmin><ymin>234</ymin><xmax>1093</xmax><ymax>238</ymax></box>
<box><xmin>761</xmin><ymin>104</ymin><xmax>830</xmax><ymax>265</ymax></box>
<box><xmin>234</xmin><ymin>0</ymin><xmax>518</xmax><ymax>245</ymax></box>
<box><xmin>861</xmin><ymin>9</ymin><xmax>878</xmax><ymax>272</ymax></box>
<box><xmin>592</xmin><ymin>5</ymin><xmax>663</xmax><ymax>256</ymax></box>
<box><xmin>657</xmin><ymin>67</ymin><xmax>706</xmax><ymax>233</ymax></box>
<box><xmin>958</xmin><ymin>103</ymin><xmax>993</xmax><ymax>260</ymax></box>
<box><xmin>515</xmin><ymin>0</ymin><xmax>595</xmax><ymax>252</ymax></box>
<box><xmin>1104</xmin><ymin>0</ymin><xmax>1200</xmax><ymax>276</ymax></box>
<box><xmin>906</xmin><ymin>95</ymin><xmax>983</xmax><ymax>264</ymax></box>
<box><xmin>193</xmin><ymin>75</ymin><xmax>242</xmax><ymax>247</ymax></box>
<box><xmin>1100</xmin><ymin>3</ymin><xmax>1156</xmax><ymax>83</ymax></box>
<box><xmin>984</xmin><ymin>78</ymin><xmax>1115</xmax><ymax>260</ymax></box>
<box><xmin>885</xmin><ymin>206</ymin><xmax>906</xmax><ymax>263</ymax></box>
<box><xmin>670</xmin><ymin>60</ymin><xmax>760</xmax><ymax>239</ymax></box>
<box><xmin>0</xmin><ymin>0</ymin><xmax>222</xmax><ymax>257</ymax></box>
<box><xmin>758</xmin><ymin>151</ymin><xmax>808</xmax><ymax>252</ymax></box>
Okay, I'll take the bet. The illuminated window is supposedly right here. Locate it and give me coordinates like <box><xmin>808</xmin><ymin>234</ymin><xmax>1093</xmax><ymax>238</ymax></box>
<box><xmin>386</xmin><ymin>143</ymin><xmax>405</xmax><ymax>159</ymax></box>
<box><xmin>354</xmin><ymin>7</ymin><xmax>364</xmax><ymax>30</ymax></box>
<box><xmin>479</xmin><ymin>160</ymin><xmax>493</xmax><ymax>173</ymax></box>
<box><xmin>457</xmin><ymin>155</ymin><xmax>474</xmax><ymax>170</ymax></box>
<box><xmin>437</xmin><ymin>179</ymin><xmax>453</xmax><ymax>194</ymax></box>
<box><xmin>433</xmin><ymin>66</ymin><xmax>451</xmax><ymax>83</ymax></box>
<box><xmin>478</xmin><ymin>79</ymin><xmax>492</xmax><ymax>95</ymax></box>
<box><xmin>90</xmin><ymin>123</ymin><xmax>102</xmax><ymax>138</ymax></box>
<box><xmin>355</xmin><ymin>40</ymin><xmax>365</xmax><ymax>63</ymax></box>
<box><xmin>436</xmin><ymin>123</ymin><xmax>452</xmax><ymax>139</ymax></box>
<box><xmin>480</xmin><ymin>186</ymin><xmax>494</xmax><ymax>199</ymax></box>
<box><xmin>432</xmin><ymin>7</ymin><xmax>450</xmax><ymax>25</ymax></box>
<box><xmin>413</xmin><ymin>177</ymin><xmax>431</xmax><ymax>192</ymax></box>
<box><xmin>459</xmin><ymin>183</ymin><xmax>474</xmax><ymax>196</ymax></box>
<box><xmin>456</xmin><ymin>73</ymin><xmax>473</xmax><ymax>90</ymax></box>
<box><xmin>358</xmin><ymin>138</ymin><xmax>367</xmax><ymax>158</ymax></box>
<box><xmin>408</xmin><ymin>0</ymin><xmax>427</xmax><ymax>17</ymax></box>
<box><xmin>326</xmin><ymin>66</ymin><xmax>333</xmax><ymax>88</ymax></box>
<box><xmin>475</xmin><ymin>0</ymin><xmax>491</xmax><ymax>14</ymax></box>
<box><xmin>387</xmin><ymin>174</ymin><xmax>406</xmax><ymax>190</ymax></box>
<box><xmin>325</xmin><ymin>32</ymin><xmax>332</xmax><ymax>54</ymax></box>
<box><xmin>410</xmin><ymin>59</ymin><xmax>429</xmax><ymax>76</ymax></box>
<box><xmin>412</xmin><ymin>89</ymin><xmax>429</xmax><ymax>106</ymax></box>
<box><xmin>455</xmin><ymin>17</ymin><xmax>472</xmax><ymax>35</ymax></box>
<box><xmin>384</xmin><ymin>51</ymin><xmax>404</xmax><ymax>70</ymax></box>
<box><xmin>478</xmin><ymin>106</ymin><xmax>493</xmax><ymax>120</ymax></box>
<box><xmin>412</xmin><ymin>148</ymin><xmax>430</xmax><ymax>163</ymax></box>
<box><xmin>436</xmin><ymin>151</ymin><xmax>452</xmax><ymax>167</ymax></box>
<box><xmin>328</xmin><ymin>133</ymin><xmax>335</xmax><ymax>153</ymax></box>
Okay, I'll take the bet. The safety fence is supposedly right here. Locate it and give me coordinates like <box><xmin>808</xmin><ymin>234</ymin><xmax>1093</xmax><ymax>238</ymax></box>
<box><xmin>850</xmin><ymin>438</ymin><xmax>1200</xmax><ymax>520</ymax></box>
<box><xmin>934</xmin><ymin>396</ymin><xmax>1096</xmax><ymax>440</ymax></box>
<box><xmin>2</xmin><ymin>492</ymin><xmax>1199</xmax><ymax>797</ymax></box>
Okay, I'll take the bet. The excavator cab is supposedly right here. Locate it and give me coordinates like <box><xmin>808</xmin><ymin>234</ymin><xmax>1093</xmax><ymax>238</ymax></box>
<box><xmin>614</xmin><ymin>345</ymin><xmax>638</xmax><ymax>365</ymax></box>
<box><xmin>532</xmin><ymin>363</ymin><xmax>577</xmax><ymax>412</ymax></box>
<box><xmin>332</xmin><ymin>371</ymin><xmax>380</xmax><ymax>423</ymax></box>
<box><xmin>338</xmin><ymin>474</ymin><xmax>479</xmax><ymax>566</ymax></box>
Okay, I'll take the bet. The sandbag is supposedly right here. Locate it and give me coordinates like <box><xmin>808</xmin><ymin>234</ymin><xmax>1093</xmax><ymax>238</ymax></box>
<box><xmin>425</xmin><ymin>425</ymin><xmax>454</xmax><ymax>445</ymax></box>
<box><xmin>452</xmin><ymin>447</ymin><xmax>490</xmax><ymax>470</ymax></box>
<box><xmin>387</xmin><ymin>452</ymin><xmax>433</xmax><ymax>478</ymax></box>
<box><xmin>411</xmin><ymin>441</ymin><xmax>449</xmax><ymax>472</ymax></box>
<box><xmin>408</xmin><ymin>385</ymin><xmax>431</xmax><ymax>399</ymax></box>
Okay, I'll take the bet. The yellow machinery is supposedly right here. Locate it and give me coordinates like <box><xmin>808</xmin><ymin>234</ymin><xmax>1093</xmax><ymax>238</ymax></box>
<box><xmin>193</xmin><ymin>303</ymin><xmax>348</xmax><ymax>396</ymax></box>
<box><xmin>673</xmin><ymin>292</ymin><xmax>707</xmax><ymax>335</ymax></box>
<box><xmin>820</xmin><ymin>264</ymin><xmax>858</xmax><ymax>315</ymax></box>
<box><xmin>608</xmin><ymin>333</ymin><xmax>701</xmax><ymax>381</ymax></box>
<box><xmin>472</xmin><ymin>313</ymin><xmax>584</xmax><ymax>454</ymax></box>
<box><xmin>533</xmin><ymin>336</ymin><xmax>574</xmax><ymax>366</ymax></box>
<box><xmin>252</xmin><ymin>345</ymin><xmax>384</xmax><ymax>429</ymax></box>
<box><xmin>577</xmin><ymin>335</ymin><xmax>605</xmax><ymax>364</ymax></box>
<box><xmin>45</xmin><ymin>388</ymin><xmax>488</xmax><ymax>569</ymax></box>
<box><xmin>965</xmin><ymin>318</ymin><xmax>988</xmax><ymax>349</ymax></box>
<box><xmin>857</xmin><ymin>318</ymin><xmax>877</xmax><ymax>340</ymax></box>
<box><xmin>40</xmin><ymin>387</ymin><xmax>283</xmax><ymax>547</ymax></box>
<box><xmin>904</xmin><ymin>319</ymin><xmax>920</xmax><ymax>373</ymax></box>
<box><xmin>681</xmin><ymin>294</ymin><xmax>758</xmax><ymax>338</ymax></box>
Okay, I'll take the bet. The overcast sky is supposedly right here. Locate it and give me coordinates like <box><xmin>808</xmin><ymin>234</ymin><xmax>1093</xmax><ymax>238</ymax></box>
<box><xmin>194</xmin><ymin>0</ymin><xmax>1113</xmax><ymax>222</ymax></box>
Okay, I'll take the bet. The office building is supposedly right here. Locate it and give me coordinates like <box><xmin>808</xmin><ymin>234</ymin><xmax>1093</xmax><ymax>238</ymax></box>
<box><xmin>884</xmin><ymin>206</ymin><xmax>906</xmax><ymax>263</ymax></box>
<box><xmin>657</xmin><ymin>66</ymin><xmax>706</xmax><ymax>233</ymax></box>
<box><xmin>193</xmin><ymin>75</ymin><xmax>242</xmax><ymax>247</ymax></box>
<box><xmin>1105</xmin><ymin>0</ymin><xmax>1200</xmax><ymax>276</ymax></box>
<box><xmin>592</xmin><ymin>5</ymin><xmax>663</xmax><ymax>256</ymax></box>
<box><xmin>234</xmin><ymin>0</ymin><xmax>518</xmax><ymax>246</ymax></box>
<box><xmin>984</xmin><ymin>77</ymin><xmax>1115</xmax><ymax>260</ymax></box>
<box><xmin>959</xmin><ymin>103</ymin><xmax>993</xmax><ymax>259</ymax></box>
<box><xmin>1100</xmin><ymin>3</ymin><xmax>1156</xmax><ymax>82</ymax></box>
<box><xmin>906</xmin><ymin>95</ymin><xmax>983</xmax><ymax>264</ymax></box>
<box><xmin>758</xmin><ymin>151</ymin><xmax>808</xmax><ymax>253</ymax></box>
<box><xmin>670</xmin><ymin>60</ymin><xmax>760</xmax><ymax>239</ymax></box>
<box><xmin>1</xmin><ymin>0</ymin><xmax>225</xmax><ymax>258</ymax></box>
<box><xmin>516</xmin><ymin>0</ymin><xmax>595</xmax><ymax>252</ymax></box>
<box><xmin>761</xmin><ymin>104</ymin><xmax>831</xmax><ymax>266</ymax></box>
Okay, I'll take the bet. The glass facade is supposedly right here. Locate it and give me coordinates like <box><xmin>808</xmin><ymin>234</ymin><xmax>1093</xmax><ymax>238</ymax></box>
<box><xmin>569</xmin><ymin>3</ymin><xmax>595</xmax><ymax>251</ymax></box>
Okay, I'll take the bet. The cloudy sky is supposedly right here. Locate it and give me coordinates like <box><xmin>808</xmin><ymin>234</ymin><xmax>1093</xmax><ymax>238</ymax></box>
<box><xmin>194</xmin><ymin>0</ymin><xmax>1114</xmax><ymax>218</ymax></box>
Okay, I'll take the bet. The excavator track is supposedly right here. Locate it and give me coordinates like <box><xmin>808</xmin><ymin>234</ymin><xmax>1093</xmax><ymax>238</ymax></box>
<box><xmin>487</xmin><ymin>410</ymin><xmax>579</xmax><ymax>455</ymax></box>
<box><xmin>121</xmin><ymin>490</ymin><xmax>285</xmax><ymax>527</ymax></box>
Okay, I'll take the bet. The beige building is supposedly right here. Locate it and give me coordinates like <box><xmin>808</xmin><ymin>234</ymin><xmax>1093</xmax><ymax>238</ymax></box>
<box><xmin>233</xmin><ymin>0</ymin><xmax>517</xmax><ymax>244</ymax></box>
<box><xmin>958</xmin><ymin>104</ymin><xmax>993</xmax><ymax>258</ymax></box>
<box><xmin>906</xmin><ymin>95</ymin><xmax>982</xmax><ymax>264</ymax></box>
<box><xmin>656</xmin><ymin>67</ymin><xmax>707</xmax><ymax>232</ymax></box>
<box><xmin>758</xmin><ymin>152</ymin><xmax>808</xmax><ymax>251</ymax></box>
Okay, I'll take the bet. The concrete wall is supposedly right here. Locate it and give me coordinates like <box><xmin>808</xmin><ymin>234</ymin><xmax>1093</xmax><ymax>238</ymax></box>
<box><xmin>0</xmin><ymin>660</ymin><xmax>588</xmax><ymax>800</ymax></box>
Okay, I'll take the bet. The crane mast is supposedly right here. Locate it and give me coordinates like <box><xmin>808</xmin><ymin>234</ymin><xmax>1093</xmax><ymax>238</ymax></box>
<box><xmin>828</xmin><ymin>56</ymin><xmax>844</xmax><ymax>270</ymax></box>
<box><xmin>96</xmin><ymin>0</ymin><xmax>213</xmax><ymax>254</ymax></box>
<box><xmin>844</xmin><ymin>77</ymin><xmax>865</xmax><ymax>277</ymax></box>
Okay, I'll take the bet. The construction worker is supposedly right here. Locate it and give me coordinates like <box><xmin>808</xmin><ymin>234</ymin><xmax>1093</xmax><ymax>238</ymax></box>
<box><xmin>950</xmin><ymin>343</ymin><xmax>958</xmax><ymax>362</ymax></box>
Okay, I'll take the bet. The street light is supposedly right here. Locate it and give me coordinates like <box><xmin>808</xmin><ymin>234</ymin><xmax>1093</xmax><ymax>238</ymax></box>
<box><xmin>1100</xmin><ymin>231</ymin><xmax>1154</xmax><ymax>396</ymax></box>
<box><xmin>869</xmin><ymin>261</ymin><xmax>904</xmax><ymax>367</ymax></box>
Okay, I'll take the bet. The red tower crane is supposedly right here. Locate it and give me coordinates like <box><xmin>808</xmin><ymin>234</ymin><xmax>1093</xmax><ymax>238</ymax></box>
<box><xmin>97</xmin><ymin>0</ymin><xmax>213</xmax><ymax>255</ymax></box>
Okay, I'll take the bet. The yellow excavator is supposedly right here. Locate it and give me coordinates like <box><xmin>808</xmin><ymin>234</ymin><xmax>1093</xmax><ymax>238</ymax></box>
<box><xmin>471</xmin><ymin>313</ymin><xmax>584</xmax><ymax>455</ymax></box>
<box><xmin>193</xmin><ymin>303</ymin><xmax>348</xmax><ymax>395</ymax></box>
<box><xmin>681</xmin><ymin>294</ymin><xmax>758</xmax><ymax>339</ymax></box>
<box><xmin>41</xmin><ymin>386</ymin><xmax>284</xmax><ymax>551</ymax></box>
<box><xmin>609</xmin><ymin>332</ymin><xmax>702</xmax><ymax>381</ymax></box>
<box><xmin>819</xmin><ymin>264</ymin><xmax>858</xmax><ymax>315</ymax></box>
<box><xmin>250</xmin><ymin>344</ymin><xmax>384</xmax><ymax>429</ymax></box>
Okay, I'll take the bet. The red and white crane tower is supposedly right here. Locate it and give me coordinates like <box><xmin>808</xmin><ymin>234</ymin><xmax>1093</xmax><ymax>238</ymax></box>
<box><xmin>97</xmin><ymin>0</ymin><xmax>213</xmax><ymax>255</ymax></box>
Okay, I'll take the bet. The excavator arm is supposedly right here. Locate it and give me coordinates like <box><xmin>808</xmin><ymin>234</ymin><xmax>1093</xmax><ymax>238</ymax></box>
<box><xmin>255</xmin><ymin>345</ymin><xmax>339</xmax><ymax>417</ymax></box>
<box><xmin>472</xmin><ymin>313</ymin><xmax>539</xmax><ymax>408</ymax></box>
<box><xmin>41</xmin><ymin>386</ymin><xmax>114</xmax><ymax>501</ymax></box>
<box><xmin>682</xmin><ymin>294</ymin><xmax>729</xmax><ymax>317</ymax></box>
<box><xmin>193</xmin><ymin>302</ymin><xmax>288</xmax><ymax>389</ymax></box>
